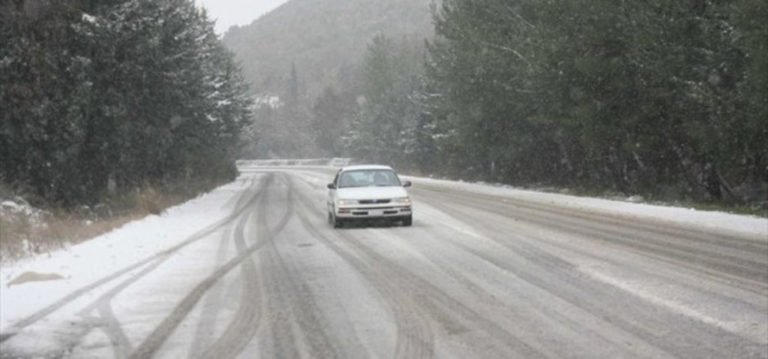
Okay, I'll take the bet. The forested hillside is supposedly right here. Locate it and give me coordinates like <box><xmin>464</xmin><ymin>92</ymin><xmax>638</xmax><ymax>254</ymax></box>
<box><xmin>0</xmin><ymin>0</ymin><xmax>252</xmax><ymax>207</ymax></box>
<box><xmin>356</xmin><ymin>0</ymin><xmax>767</xmax><ymax>206</ymax></box>
<box><xmin>232</xmin><ymin>0</ymin><xmax>766</xmax><ymax>207</ymax></box>
<box><xmin>222</xmin><ymin>0</ymin><xmax>433</xmax><ymax>98</ymax></box>
<box><xmin>222</xmin><ymin>0</ymin><xmax>433</xmax><ymax>158</ymax></box>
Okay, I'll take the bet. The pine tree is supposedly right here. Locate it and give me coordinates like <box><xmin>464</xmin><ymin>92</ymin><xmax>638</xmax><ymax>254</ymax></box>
<box><xmin>0</xmin><ymin>0</ymin><xmax>252</xmax><ymax>207</ymax></box>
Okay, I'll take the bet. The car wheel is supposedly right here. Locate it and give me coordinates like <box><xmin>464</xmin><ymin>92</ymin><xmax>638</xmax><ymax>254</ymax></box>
<box><xmin>332</xmin><ymin>213</ymin><xmax>344</xmax><ymax>228</ymax></box>
<box><xmin>402</xmin><ymin>215</ymin><xmax>412</xmax><ymax>227</ymax></box>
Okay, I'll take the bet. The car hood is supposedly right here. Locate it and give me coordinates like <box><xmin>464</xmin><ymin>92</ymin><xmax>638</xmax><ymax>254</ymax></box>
<box><xmin>336</xmin><ymin>186</ymin><xmax>408</xmax><ymax>200</ymax></box>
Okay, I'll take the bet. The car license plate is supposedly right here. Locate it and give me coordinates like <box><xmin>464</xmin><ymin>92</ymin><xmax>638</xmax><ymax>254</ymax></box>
<box><xmin>368</xmin><ymin>209</ymin><xmax>383</xmax><ymax>216</ymax></box>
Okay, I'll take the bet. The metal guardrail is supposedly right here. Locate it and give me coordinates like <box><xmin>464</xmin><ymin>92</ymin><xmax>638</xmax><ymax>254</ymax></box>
<box><xmin>236</xmin><ymin>158</ymin><xmax>352</xmax><ymax>168</ymax></box>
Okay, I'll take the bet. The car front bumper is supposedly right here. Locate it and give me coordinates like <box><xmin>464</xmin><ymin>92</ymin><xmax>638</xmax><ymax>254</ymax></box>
<box><xmin>334</xmin><ymin>204</ymin><xmax>412</xmax><ymax>219</ymax></box>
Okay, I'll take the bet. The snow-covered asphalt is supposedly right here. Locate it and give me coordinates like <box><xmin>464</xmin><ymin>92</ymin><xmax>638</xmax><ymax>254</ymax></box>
<box><xmin>1</xmin><ymin>165</ymin><xmax>767</xmax><ymax>358</ymax></box>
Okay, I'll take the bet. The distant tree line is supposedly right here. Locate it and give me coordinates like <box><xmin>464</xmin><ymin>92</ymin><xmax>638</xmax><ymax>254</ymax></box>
<box><xmin>0</xmin><ymin>0</ymin><xmax>251</xmax><ymax>207</ymax></box>
<box><xmin>337</xmin><ymin>0</ymin><xmax>767</xmax><ymax>206</ymax></box>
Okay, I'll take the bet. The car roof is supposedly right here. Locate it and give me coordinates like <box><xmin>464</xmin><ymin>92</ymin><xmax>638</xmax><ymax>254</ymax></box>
<box><xmin>340</xmin><ymin>165</ymin><xmax>394</xmax><ymax>172</ymax></box>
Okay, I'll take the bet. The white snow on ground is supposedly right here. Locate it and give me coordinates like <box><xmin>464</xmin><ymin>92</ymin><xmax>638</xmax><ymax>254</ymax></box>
<box><xmin>402</xmin><ymin>176</ymin><xmax>768</xmax><ymax>239</ymax></box>
<box><xmin>0</xmin><ymin>174</ymin><xmax>258</xmax><ymax>332</ymax></box>
<box><xmin>264</xmin><ymin>165</ymin><xmax>767</xmax><ymax>238</ymax></box>
<box><xmin>1</xmin><ymin>165</ymin><xmax>765</xmax><ymax>334</ymax></box>
<box><xmin>581</xmin><ymin>266</ymin><xmax>768</xmax><ymax>344</ymax></box>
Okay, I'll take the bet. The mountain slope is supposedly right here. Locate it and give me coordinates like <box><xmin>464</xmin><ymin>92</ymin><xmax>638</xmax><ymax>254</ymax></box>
<box><xmin>222</xmin><ymin>0</ymin><xmax>434</xmax><ymax>97</ymax></box>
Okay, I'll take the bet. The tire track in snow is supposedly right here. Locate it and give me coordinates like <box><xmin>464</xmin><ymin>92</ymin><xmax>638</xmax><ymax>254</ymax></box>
<box><xmin>75</xmin><ymin>255</ymin><xmax>173</xmax><ymax>359</ymax></box>
<box><xmin>413</xmin><ymin>190</ymin><xmax>768</xmax><ymax>358</ymax></box>
<box><xmin>257</xmin><ymin>173</ymin><xmax>340</xmax><ymax>359</ymax></box>
<box><xmin>291</xmin><ymin>171</ymin><xmax>665</xmax><ymax>357</ymax></box>
<box><xmin>195</xmin><ymin>193</ymin><xmax>264</xmax><ymax>359</ymax></box>
<box><xmin>0</xmin><ymin>176</ymin><xmax>267</xmax><ymax>345</ymax></box>
<box><xmin>288</xmin><ymin>176</ymin><xmax>436</xmax><ymax>359</ymax></box>
<box><xmin>290</xmin><ymin>173</ymin><xmax>564</xmax><ymax>358</ymax></box>
<box><xmin>413</xmin><ymin>185</ymin><xmax>768</xmax><ymax>291</ymax></box>
<box><xmin>187</xmin><ymin>224</ymin><xmax>235</xmax><ymax>356</ymax></box>
<box><xmin>128</xmin><ymin>174</ymin><xmax>293</xmax><ymax>359</ymax></box>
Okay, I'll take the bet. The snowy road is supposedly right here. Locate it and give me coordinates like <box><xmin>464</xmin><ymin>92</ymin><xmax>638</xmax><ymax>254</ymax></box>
<box><xmin>1</xmin><ymin>165</ymin><xmax>767</xmax><ymax>358</ymax></box>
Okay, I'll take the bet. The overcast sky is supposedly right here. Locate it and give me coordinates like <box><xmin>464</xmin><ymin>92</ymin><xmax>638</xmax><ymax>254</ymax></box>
<box><xmin>196</xmin><ymin>0</ymin><xmax>289</xmax><ymax>34</ymax></box>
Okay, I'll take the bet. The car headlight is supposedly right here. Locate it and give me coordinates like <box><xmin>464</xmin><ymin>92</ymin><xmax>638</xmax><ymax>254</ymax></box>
<box><xmin>336</xmin><ymin>199</ymin><xmax>356</xmax><ymax>206</ymax></box>
<box><xmin>393</xmin><ymin>197</ymin><xmax>411</xmax><ymax>204</ymax></box>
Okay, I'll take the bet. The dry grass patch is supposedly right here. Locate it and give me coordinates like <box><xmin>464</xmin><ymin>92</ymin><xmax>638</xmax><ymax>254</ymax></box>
<box><xmin>0</xmin><ymin>183</ymin><xmax>212</xmax><ymax>262</ymax></box>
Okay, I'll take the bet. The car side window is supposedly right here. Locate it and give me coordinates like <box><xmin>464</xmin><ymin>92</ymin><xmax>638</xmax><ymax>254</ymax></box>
<box><xmin>333</xmin><ymin>171</ymin><xmax>340</xmax><ymax>187</ymax></box>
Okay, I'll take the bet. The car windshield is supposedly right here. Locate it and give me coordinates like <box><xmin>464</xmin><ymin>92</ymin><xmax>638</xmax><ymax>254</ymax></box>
<box><xmin>338</xmin><ymin>170</ymin><xmax>401</xmax><ymax>188</ymax></box>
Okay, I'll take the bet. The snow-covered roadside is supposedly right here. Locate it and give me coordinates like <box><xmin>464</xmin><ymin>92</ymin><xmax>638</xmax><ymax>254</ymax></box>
<box><xmin>5</xmin><ymin>164</ymin><xmax>761</xmax><ymax>335</ymax></box>
<box><xmin>268</xmin><ymin>166</ymin><xmax>766</xmax><ymax>238</ymax></box>
<box><xmin>403</xmin><ymin>175</ymin><xmax>768</xmax><ymax>239</ymax></box>
<box><xmin>0</xmin><ymin>174</ymin><xmax>258</xmax><ymax>331</ymax></box>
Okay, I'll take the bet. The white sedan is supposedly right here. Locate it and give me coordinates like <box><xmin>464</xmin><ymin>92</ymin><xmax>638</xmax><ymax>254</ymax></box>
<box><xmin>327</xmin><ymin>165</ymin><xmax>412</xmax><ymax>228</ymax></box>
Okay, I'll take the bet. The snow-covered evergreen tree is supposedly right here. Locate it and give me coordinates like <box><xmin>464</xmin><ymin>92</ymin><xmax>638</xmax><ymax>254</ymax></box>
<box><xmin>0</xmin><ymin>0</ymin><xmax>251</xmax><ymax>207</ymax></box>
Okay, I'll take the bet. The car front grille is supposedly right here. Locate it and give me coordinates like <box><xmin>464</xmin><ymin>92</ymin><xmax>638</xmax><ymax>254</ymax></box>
<box><xmin>358</xmin><ymin>199</ymin><xmax>391</xmax><ymax>204</ymax></box>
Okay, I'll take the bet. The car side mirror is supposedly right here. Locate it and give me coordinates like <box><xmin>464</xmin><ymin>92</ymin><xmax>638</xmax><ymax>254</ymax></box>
<box><xmin>402</xmin><ymin>181</ymin><xmax>412</xmax><ymax>187</ymax></box>
<box><xmin>327</xmin><ymin>183</ymin><xmax>336</xmax><ymax>189</ymax></box>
